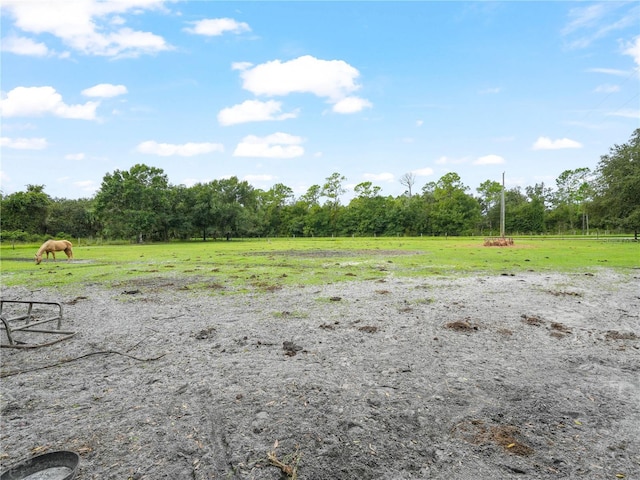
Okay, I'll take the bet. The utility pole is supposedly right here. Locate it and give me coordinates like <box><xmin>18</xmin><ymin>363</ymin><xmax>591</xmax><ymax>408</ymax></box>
<box><xmin>500</xmin><ymin>172</ymin><xmax>505</xmax><ymax>238</ymax></box>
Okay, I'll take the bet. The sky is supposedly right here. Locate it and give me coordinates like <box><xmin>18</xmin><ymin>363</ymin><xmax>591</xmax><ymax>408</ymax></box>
<box><xmin>1</xmin><ymin>1</ymin><xmax>639</xmax><ymax>202</ymax></box>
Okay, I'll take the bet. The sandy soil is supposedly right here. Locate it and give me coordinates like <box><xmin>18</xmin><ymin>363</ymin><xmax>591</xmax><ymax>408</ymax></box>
<box><xmin>1</xmin><ymin>270</ymin><xmax>639</xmax><ymax>479</ymax></box>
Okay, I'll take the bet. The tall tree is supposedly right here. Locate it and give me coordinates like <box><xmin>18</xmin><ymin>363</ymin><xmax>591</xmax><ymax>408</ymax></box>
<box><xmin>191</xmin><ymin>182</ymin><xmax>219</xmax><ymax>241</ymax></box>
<box><xmin>321</xmin><ymin>172</ymin><xmax>346</xmax><ymax>235</ymax></box>
<box><xmin>260</xmin><ymin>183</ymin><xmax>295</xmax><ymax>236</ymax></box>
<box><xmin>94</xmin><ymin>164</ymin><xmax>171</xmax><ymax>241</ymax></box>
<box><xmin>476</xmin><ymin>180</ymin><xmax>503</xmax><ymax>234</ymax></box>
<box><xmin>341</xmin><ymin>182</ymin><xmax>386</xmax><ymax>235</ymax></box>
<box><xmin>300</xmin><ymin>185</ymin><xmax>321</xmax><ymax>207</ymax></box>
<box><xmin>166</xmin><ymin>185</ymin><xmax>196</xmax><ymax>240</ymax></box>
<box><xmin>592</xmin><ymin>128</ymin><xmax>640</xmax><ymax>238</ymax></box>
<box><xmin>353</xmin><ymin>181</ymin><xmax>381</xmax><ymax>198</ymax></box>
<box><xmin>503</xmin><ymin>187</ymin><xmax>529</xmax><ymax>233</ymax></box>
<box><xmin>289</xmin><ymin>185</ymin><xmax>323</xmax><ymax>236</ymax></box>
<box><xmin>399</xmin><ymin>172</ymin><xmax>416</xmax><ymax>197</ymax></box>
<box><xmin>552</xmin><ymin>167</ymin><xmax>592</xmax><ymax>233</ymax></box>
<box><xmin>523</xmin><ymin>183</ymin><xmax>550</xmax><ymax>234</ymax></box>
<box><xmin>321</xmin><ymin>172</ymin><xmax>346</xmax><ymax>208</ymax></box>
<box><xmin>397</xmin><ymin>194</ymin><xmax>432</xmax><ymax>236</ymax></box>
<box><xmin>430</xmin><ymin>173</ymin><xmax>481</xmax><ymax>235</ymax></box>
<box><xmin>215</xmin><ymin>177</ymin><xmax>258</xmax><ymax>238</ymax></box>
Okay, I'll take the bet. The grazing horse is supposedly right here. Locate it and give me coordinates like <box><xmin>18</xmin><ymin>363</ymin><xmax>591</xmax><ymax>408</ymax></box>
<box><xmin>35</xmin><ymin>239</ymin><xmax>74</xmax><ymax>265</ymax></box>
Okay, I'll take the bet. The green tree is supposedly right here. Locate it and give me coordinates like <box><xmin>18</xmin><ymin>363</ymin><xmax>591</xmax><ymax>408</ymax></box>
<box><xmin>94</xmin><ymin>164</ymin><xmax>171</xmax><ymax>241</ymax></box>
<box><xmin>259</xmin><ymin>183</ymin><xmax>295</xmax><ymax>236</ymax></box>
<box><xmin>300</xmin><ymin>185</ymin><xmax>321</xmax><ymax>207</ymax></box>
<box><xmin>191</xmin><ymin>182</ymin><xmax>219</xmax><ymax>241</ymax></box>
<box><xmin>430</xmin><ymin>173</ymin><xmax>481</xmax><ymax>235</ymax></box>
<box><xmin>321</xmin><ymin>173</ymin><xmax>346</xmax><ymax>235</ymax></box>
<box><xmin>592</xmin><ymin>129</ymin><xmax>640</xmax><ymax>238</ymax></box>
<box><xmin>476</xmin><ymin>180</ymin><xmax>503</xmax><ymax>234</ymax></box>
<box><xmin>552</xmin><ymin>167</ymin><xmax>592</xmax><ymax>233</ymax></box>
<box><xmin>341</xmin><ymin>182</ymin><xmax>387</xmax><ymax>236</ymax></box>
<box><xmin>395</xmin><ymin>194</ymin><xmax>432</xmax><ymax>236</ymax></box>
<box><xmin>215</xmin><ymin>177</ymin><xmax>259</xmax><ymax>238</ymax></box>
<box><xmin>287</xmin><ymin>185</ymin><xmax>323</xmax><ymax>236</ymax></box>
<box><xmin>47</xmin><ymin>198</ymin><xmax>98</xmax><ymax>238</ymax></box>
<box><xmin>166</xmin><ymin>185</ymin><xmax>196</xmax><ymax>240</ymax></box>
<box><xmin>503</xmin><ymin>187</ymin><xmax>528</xmax><ymax>233</ymax></box>
<box><xmin>523</xmin><ymin>183</ymin><xmax>550</xmax><ymax>234</ymax></box>
<box><xmin>0</xmin><ymin>185</ymin><xmax>51</xmax><ymax>235</ymax></box>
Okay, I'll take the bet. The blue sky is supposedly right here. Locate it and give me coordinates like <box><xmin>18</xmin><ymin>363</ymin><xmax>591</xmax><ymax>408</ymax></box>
<box><xmin>1</xmin><ymin>1</ymin><xmax>638</xmax><ymax>201</ymax></box>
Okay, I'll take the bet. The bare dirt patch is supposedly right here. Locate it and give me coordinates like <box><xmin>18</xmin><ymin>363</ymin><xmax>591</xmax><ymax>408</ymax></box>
<box><xmin>251</xmin><ymin>249</ymin><xmax>424</xmax><ymax>259</ymax></box>
<box><xmin>1</xmin><ymin>271</ymin><xmax>639</xmax><ymax>479</ymax></box>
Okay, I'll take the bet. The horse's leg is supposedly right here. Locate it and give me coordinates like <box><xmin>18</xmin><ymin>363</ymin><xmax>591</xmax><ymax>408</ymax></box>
<box><xmin>51</xmin><ymin>251</ymin><xmax>56</xmax><ymax>262</ymax></box>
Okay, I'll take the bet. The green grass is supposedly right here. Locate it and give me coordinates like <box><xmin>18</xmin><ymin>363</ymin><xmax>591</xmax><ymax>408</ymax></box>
<box><xmin>1</xmin><ymin>237</ymin><xmax>637</xmax><ymax>292</ymax></box>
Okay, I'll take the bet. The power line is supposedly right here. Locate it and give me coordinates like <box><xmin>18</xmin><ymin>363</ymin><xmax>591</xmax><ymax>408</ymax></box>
<box><xmin>576</xmin><ymin>69</ymin><xmax>638</xmax><ymax>124</ymax></box>
<box><xmin>607</xmin><ymin>91</ymin><xmax>640</xmax><ymax>118</ymax></box>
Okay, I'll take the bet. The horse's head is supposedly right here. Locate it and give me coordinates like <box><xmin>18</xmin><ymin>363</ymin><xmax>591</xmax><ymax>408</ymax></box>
<box><xmin>35</xmin><ymin>254</ymin><xmax>42</xmax><ymax>265</ymax></box>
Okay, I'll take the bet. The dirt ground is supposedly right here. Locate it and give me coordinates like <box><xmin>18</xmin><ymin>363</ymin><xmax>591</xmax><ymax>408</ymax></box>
<box><xmin>1</xmin><ymin>269</ymin><xmax>639</xmax><ymax>479</ymax></box>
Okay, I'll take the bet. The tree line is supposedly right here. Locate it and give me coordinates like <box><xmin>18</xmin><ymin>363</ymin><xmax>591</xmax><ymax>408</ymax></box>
<box><xmin>2</xmin><ymin>129</ymin><xmax>639</xmax><ymax>242</ymax></box>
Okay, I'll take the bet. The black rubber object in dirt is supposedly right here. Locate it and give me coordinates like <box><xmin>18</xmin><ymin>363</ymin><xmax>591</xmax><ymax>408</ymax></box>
<box><xmin>1</xmin><ymin>451</ymin><xmax>79</xmax><ymax>480</ymax></box>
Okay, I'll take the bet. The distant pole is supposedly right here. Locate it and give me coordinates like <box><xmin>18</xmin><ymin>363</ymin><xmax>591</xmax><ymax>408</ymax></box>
<box><xmin>500</xmin><ymin>172</ymin><xmax>505</xmax><ymax>238</ymax></box>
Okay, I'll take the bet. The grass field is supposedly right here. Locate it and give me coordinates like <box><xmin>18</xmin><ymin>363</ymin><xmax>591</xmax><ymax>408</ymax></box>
<box><xmin>1</xmin><ymin>237</ymin><xmax>637</xmax><ymax>291</ymax></box>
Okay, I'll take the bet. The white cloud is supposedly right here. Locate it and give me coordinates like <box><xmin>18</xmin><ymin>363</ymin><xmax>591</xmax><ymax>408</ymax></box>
<box><xmin>1</xmin><ymin>0</ymin><xmax>171</xmax><ymax>58</ymax></box>
<box><xmin>233</xmin><ymin>132</ymin><xmax>304</xmax><ymax>158</ymax></box>
<box><xmin>562</xmin><ymin>4</ymin><xmax>606</xmax><ymax>36</ymax></box>
<box><xmin>532</xmin><ymin>136</ymin><xmax>583</xmax><ymax>150</ymax></box>
<box><xmin>412</xmin><ymin>167</ymin><xmax>434</xmax><ymax>177</ymax></box>
<box><xmin>136</xmin><ymin>141</ymin><xmax>224</xmax><ymax>157</ymax></box>
<box><xmin>587</xmin><ymin>67</ymin><xmax>629</xmax><ymax>76</ymax></box>
<box><xmin>562</xmin><ymin>3</ymin><xmax>637</xmax><ymax>49</ymax></box>
<box><xmin>105</xmin><ymin>28</ymin><xmax>169</xmax><ymax>58</ymax></box>
<box><xmin>82</xmin><ymin>83</ymin><xmax>128</xmax><ymax>98</ymax></box>
<box><xmin>232</xmin><ymin>61</ymin><xmax>253</xmax><ymax>71</ymax></box>
<box><xmin>416</xmin><ymin>120</ymin><xmax>424</xmax><ymax>127</ymax></box>
<box><xmin>0</xmin><ymin>136</ymin><xmax>48</xmax><ymax>149</ymax></box>
<box><xmin>0</xmin><ymin>35</ymin><xmax>49</xmax><ymax>56</ymax></box>
<box><xmin>332</xmin><ymin>96</ymin><xmax>372</xmax><ymax>114</ymax></box>
<box><xmin>622</xmin><ymin>35</ymin><xmax>640</xmax><ymax>68</ymax></box>
<box><xmin>479</xmin><ymin>87</ymin><xmax>501</xmax><ymax>94</ymax></box>
<box><xmin>594</xmin><ymin>84</ymin><xmax>620</xmax><ymax>93</ymax></box>
<box><xmin>65</xmin><ymin>153</ymin><xmax>85</xmax><ymax>160</ymax></box>
<box><xmin>218</xmin><ymin>100</ymin><xmax>297</xmax><ymax>126</ymax></box>
<box><xmin>606</xmin><ymin>109</ymin><xmax>640</xmax><ymax>119</ymax></box>
<box><xmin>73</xmin><ymin>180</ymin><xmax>98</xmax><ymax>193</ymax></box>
<box><xmin>244</xmin><ymin>174</ymin><xmax>277</xmax><ymax>183</ymax></box>
<box><xmin>435</xmin><ymin>155</ymin><xmax>468</xmax><ymax>165</ymax></box>
<box><xmin>0</xmin><ymin>86</ymin><xmax>99</xmax><ymax>119</ymax></box>
<box><xmin>363</xmin><ymin>172</ymin><xmax>395</xmax><ymax>183</ymax></box>
<box><xmin>238</xmin><ymin>55</ymin><xmax>370</xmax><ymax>111</ymax></box>
<box><xmin>474</xmin><ymin>154</ymin><xmax>505</xmax><ymax>165</ymax></box>
<box><xmin>184</xmin><ymin>18</ymin><xmax>250</xmax><ymax>36</ymax></box>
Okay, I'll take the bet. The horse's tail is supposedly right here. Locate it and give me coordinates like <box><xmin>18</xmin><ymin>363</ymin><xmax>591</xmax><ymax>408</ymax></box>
<box><xmin>62</xmin><ymin>240</ymin><xmax>73</xmax><ymax>259</ymax></box>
